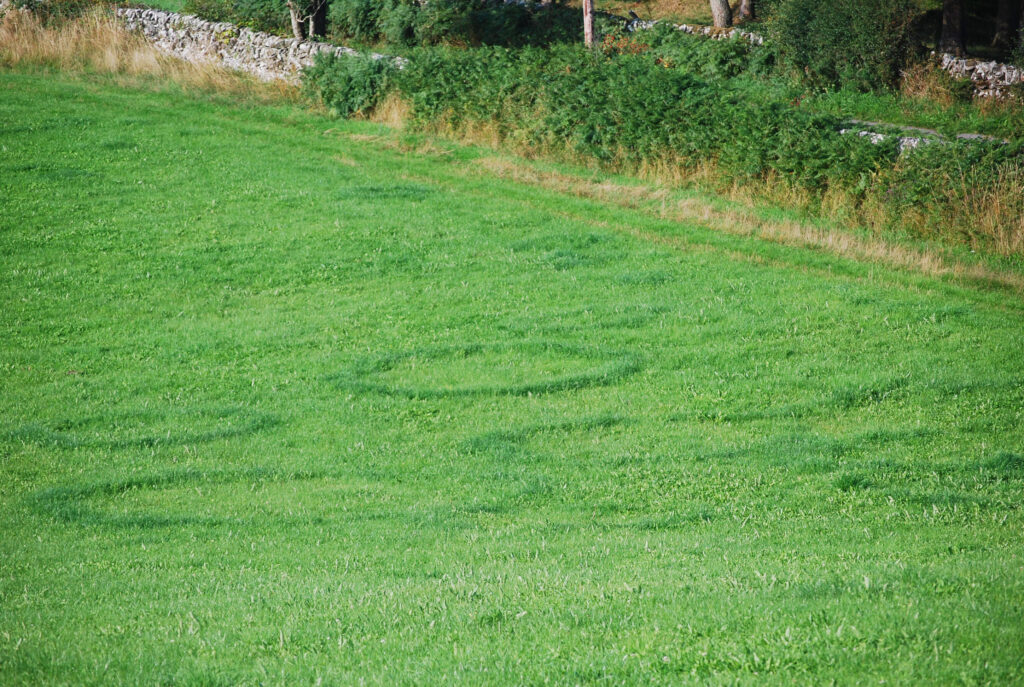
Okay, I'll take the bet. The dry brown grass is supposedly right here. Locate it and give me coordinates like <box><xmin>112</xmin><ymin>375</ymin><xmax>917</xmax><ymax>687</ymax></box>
<box><xmin>0</xmin><ymin>8</ymin><xmax>299</xmax><ymax>101</ymax></box>
<box><xmin>900</xmin><ymin>62</ymin><xmax>969</xmax><ymax>106</ymax></box>
<box><xmin>901</xmin><ymin>61</ymin><xmax>1023</xmax><ymax>111</ymax></box>
<box><xmin>368</xmin><ymin>92</ymin><xmax>412</xmax><ymax>129</ymax></box>
<box><xmin>943</xmin><ymin>165</ymin><xmax>1024</xmax><ymax>256</ymax></box>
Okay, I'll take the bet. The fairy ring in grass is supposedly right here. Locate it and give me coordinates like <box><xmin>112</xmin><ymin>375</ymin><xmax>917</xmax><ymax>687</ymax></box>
<box><xmin>5</xmin><ymin>406</ymin><xmax>278</xmax><ymax>450</ymax></box>
<box><xmin>330</xmin><ymin>341</ymin><xmax>643</xmax><ymax>398</ymax></box>
<box><xmin>30</xmin><ymin>466</ymin><xmax>340</xmax><ymax>528</ymax></box>
<box><xmin>462</xmin><ymin>413</ymin><xmax>630</xmax><ymax>457</ymax></box>
<box><xmin>30</xmin><ymin>467</ymin><xmax>487</xmax><ymax>530</ymax></box>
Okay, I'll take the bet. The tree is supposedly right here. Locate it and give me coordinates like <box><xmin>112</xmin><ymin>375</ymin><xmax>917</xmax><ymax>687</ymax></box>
<box><xmin>583</xmin><ymin>0</ymin><xmax>595</xmax><ymax>46</ymax></box>
<box><xmin>710</xmin><ymin>0</ymin><xmax>732</xmax><ymax>28</ymax></box>
<box><xmin>939</xmin><ymin>0</ymin><xmax>964</xmax><ymax>55</ymax></box>
<box><xmin>737</xmin><ymin>0</ymin><xmax>755</xmax><ymax>22</ymax></box>
<box><xmin>286</xmin><ymin>0</ymin><xmax>328</xmax><ymax>40</ymax></box>
<box><xmin>992</xmin><ymin>0</ymin><xmax>1022</xmax><ymax>53</ymax></box>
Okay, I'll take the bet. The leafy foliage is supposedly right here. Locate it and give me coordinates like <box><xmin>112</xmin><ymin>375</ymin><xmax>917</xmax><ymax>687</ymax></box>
<box><xmin>384</xmin><ymin>46</ymin><xmax>897</xmax><ymax>187</ymax></box>
<box><xmin>609</xmin><ymin>22</ymin><xmax>776</xmax><ymax>80</ymax></box>
<box><xmin>8</xmin><ymin>0</ymin><xmax>105</xmax><ymax>21</ymax></box>
<box><xmin>182</xmin><ymin>0</ymin><xmax>291</xmax><ymax>34</ymax></box>
<box><xmin>303</xmin><ymin>52</ymin><xmax>397</xmax><ymax>116</ymax></box>
<box><xmin>327</xmin><ymin>0</ymin><xmax>580</xmax><ymax>47</ymax></box>
<box><xmin>767</xmin><ymin>0</ymin><xmax>922</xmax><ymax>90</ymax></box>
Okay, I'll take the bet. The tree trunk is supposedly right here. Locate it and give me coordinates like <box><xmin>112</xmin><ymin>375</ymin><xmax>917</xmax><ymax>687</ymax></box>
<box><xmin>737</xmin><ymin>0</ymin><xmax>754</xmax><ymax>22</ymax></box>
<box><xmin>992</xmin><ymin>0</ymin><xmax>1021</xmax><ymax>53</ymax></box>
<box><xmin>709</xmin><ymin>0</ymin><xmax>732</xmax><ymax>28</ymax></box>
<box><xmin>309</xmin><ymin>0</ymin><xmax>328</xmax><ymax>39</ymax></box>
<box><xmin>939</xmin><ymin>0</ymin><xmax>964</xmax><ymax>55</ymax></box>
<box><xmin>287</xmin><ymin>1</ymin><xmax>305</xmax><ymax>40</ymax></box>
<box><xmin>583</xmin><ymin>0</ymin><xmax>594</xmax><ymax>47</ymax></box>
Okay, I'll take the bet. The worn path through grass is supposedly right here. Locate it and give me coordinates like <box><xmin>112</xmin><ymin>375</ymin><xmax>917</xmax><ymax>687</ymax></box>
<box><xmin>1</xmin><ymin>70</ymin><xmax>1023</xmax><ymax>685</ymax></box>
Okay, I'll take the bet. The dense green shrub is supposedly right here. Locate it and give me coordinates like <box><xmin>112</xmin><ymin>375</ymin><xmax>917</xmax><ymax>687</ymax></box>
<box><xmin>326</xmin><ymin>0</ymin><xmax>384</xmax><ymax>42</ymax></box>
<box><xmin>640</xmin><ymin>23</ymin><xmax>775</xmax><ymax>80</ymax></box>
<box><xmin>232</xmin><ymin>0</ymin><xmax>290</xmax><ymax>33</ymax></box>
<box><xmin>1012</xmin><ymin>26</ymin><xmax>1024</xmax><ymax>68</ymax></box>
<box><xmin>181</xmin><ymin>0</ymin><xmax>235</xmax><ymax>23</ymax></box>
<box><xmin>9</xmin><ymin>0</ymin><xmax>104</xmax><ymax>21</ymax></box>
<box><xmin>383</xmin><ymin>46</ymin><xmax>897</xmax><ymax>186</ymax></box>
<box><xmin>380</xmin><ymin>1</ymin><xmax>417</xmax><ymax>45</ymax></box>
<box><xmin>327</xmin><ymin>0</ymin><xmax>579</xmax><ymax>47</ymax></box>
<box><xmin>303</xmin><ymin>52</ymin><xmax>398</xmax><ymax>116</ymax></box>
<box><xmin>182</xmin><ymin>0</ymin><xmax>290</xmax><ymax>34</ymax></box>
<box><xmin>768</xmin><ymin>0</ymin><xmax>921</xmax><ymax>90</ymax></box>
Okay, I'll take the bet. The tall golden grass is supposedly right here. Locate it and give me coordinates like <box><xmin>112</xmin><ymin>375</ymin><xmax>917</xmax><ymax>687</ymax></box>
<box><xmin>0</xmin><ymin>7</ymin><xmax>299</xmax><ymax>101</ymax></box>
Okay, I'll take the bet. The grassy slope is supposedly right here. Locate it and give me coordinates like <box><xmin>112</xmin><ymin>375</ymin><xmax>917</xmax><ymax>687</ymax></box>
<box><xmin>1</xmin><ymin>71</ymin><xmax>1023</xmax><ymax>685</ymax></box>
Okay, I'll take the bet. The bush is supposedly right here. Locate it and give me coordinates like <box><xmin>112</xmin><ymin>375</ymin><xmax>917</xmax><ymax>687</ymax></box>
<box><xmin>387</xmin><ymin>45</ymin><xmax>896</xmax><ymax>185</ymax></box>
<box><xmin>768</xmin><ymin>0</ymin><xmax>921</xmax><ymax>91</ymax></box>
<box><xmin>1012</xmin><ymin>25</ymin><xmax>1024</xmax><ymax>68</ymax></box>
<box><xmin>181</xmin><ymin>0</ymin><xmax>235</xmax><ymax>23</ymax></box>
<box><xmin>231</xmin><ymin>0</ymin><xmax>290</xmax><ymax>33</ymax></box>
<box><xmin>381</xmin><ymin>1</ymin><xmax>417</xmax><ymax>45</ymax></box>
<box><xmin>182</xmin><ymin>0</ymin><xmax>291</xmax><ymax>34</ymax></box>
<box><xmin>642</xmin><ymin>23</ymin><xmax>775</xmax><ymax>79</ymax></box>
<box><xmin>327</xmin><ymin>0</ymin><xmax>579</xmax><ymax>47</ymax></box>
<box><xmin>9</xmin><ymin>0</ymin><xmax>105</xmax><ymax>21</ymax></box>
<box><xmin>303</xmin><ymin>52</ymin><xmax>398</xmax><ymax>116</ymax></box>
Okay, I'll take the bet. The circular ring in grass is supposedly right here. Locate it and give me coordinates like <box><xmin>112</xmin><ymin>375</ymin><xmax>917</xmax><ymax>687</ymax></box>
<box><xmin>30</xmin><ymin>466</ymin><xmax>339</xmax><ymax>528</ymax></box>
<box><xmin>6</xmin><ymin>406</ymin><xmax>278</xmax><ymax>450</ymax></box>
<box><xmin>333</xmin><ymin>341</ymin><xmax>642</xmax><ymax>398</ymax></box>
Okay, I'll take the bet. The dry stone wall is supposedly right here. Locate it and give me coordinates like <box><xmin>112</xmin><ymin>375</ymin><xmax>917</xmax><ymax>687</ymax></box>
<box><xmin>620</xmin><ymin>15</ymin><xmax>764</xmax><ymax>45</ymax></box>
<box><xmin>116</xmin><ymin>8</ymin><xmax>399</xmax><ymax>84</ymax></box>
<box><xmin>938</xmin><ymin>53</ymin><xmax>1024</xmax><ymax>98</ymax></box>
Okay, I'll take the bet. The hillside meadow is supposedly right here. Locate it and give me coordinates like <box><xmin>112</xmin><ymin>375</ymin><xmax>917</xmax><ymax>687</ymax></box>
<box><xmin>1</xmin><ymin>69</ymin><xmax>1023</xmax><ymax>684</ymax></box>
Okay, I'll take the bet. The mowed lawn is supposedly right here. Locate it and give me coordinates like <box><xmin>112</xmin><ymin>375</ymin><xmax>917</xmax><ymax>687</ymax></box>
<box><xmin>1</xmin><ymin>71</ymin><xmax>1023</xmax><ymax>685</ymax></box>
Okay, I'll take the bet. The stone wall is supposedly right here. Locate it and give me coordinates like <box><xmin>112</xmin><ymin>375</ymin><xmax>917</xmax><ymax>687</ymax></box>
<box><xmin>938</xmin><ymin>53</ymin><xmax>1024</xmax><ymax>98</ymax></box>
<box><xmin>116</xmin><ymin>8</ymin><xmax>400</xmax><ymax>84</ymax></box>
<box><xmin>618</xmin><ymin>14</ymin><xmax>764</xmax><ymax>45</ymax></box>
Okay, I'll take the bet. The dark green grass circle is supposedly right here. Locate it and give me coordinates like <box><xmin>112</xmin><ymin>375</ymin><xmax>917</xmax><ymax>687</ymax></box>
<box><xmin>5</xmin><ymin>406</ymin><xmax>278</xmax><ymax>450</ymax></box>
<box><xmin>30</xmin><ymin>466</ymin><xmax>332</xmax><ymax>528</ymax></box>
<box><xmin>330</xmin><ymin>341</ymin><xmax>643</xmax><ymax>398</ymax></box>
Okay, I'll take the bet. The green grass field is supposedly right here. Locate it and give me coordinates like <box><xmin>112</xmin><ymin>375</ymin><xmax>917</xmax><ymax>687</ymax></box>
<box><xmin>2</xmin><ymin>70</ymin><xmax>1023</xmax><ymax>685</ymax></box>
